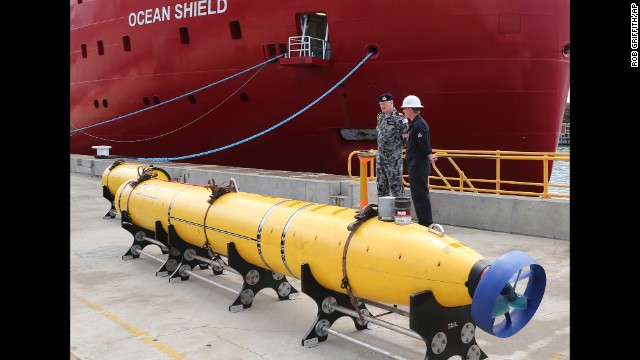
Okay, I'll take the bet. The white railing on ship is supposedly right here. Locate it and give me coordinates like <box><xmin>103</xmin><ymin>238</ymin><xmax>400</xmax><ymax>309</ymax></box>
<box><xmin>287</xmin><ymin>36</ymin><xmax>327</xmax><ymax>59</ymax></box>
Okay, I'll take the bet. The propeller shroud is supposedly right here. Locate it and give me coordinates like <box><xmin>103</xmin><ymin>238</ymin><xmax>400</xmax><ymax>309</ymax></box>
<box><xmin>471</xmin><ymin>250</ymin><xmax>547</xmax><ymax>338</ymax></box>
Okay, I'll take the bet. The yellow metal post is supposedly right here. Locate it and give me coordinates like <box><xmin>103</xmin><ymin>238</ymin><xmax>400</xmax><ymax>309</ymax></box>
<box><xmin>357</xmin><ymin>150</ymin><xmax>376</xmax><ymax>210</ymax></box>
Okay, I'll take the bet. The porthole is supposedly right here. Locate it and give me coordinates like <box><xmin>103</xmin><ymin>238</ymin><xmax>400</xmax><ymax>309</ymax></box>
<box><xmin>562</xmin><ymin>42</ymin><xmax>570</xmax><ymax>58</ymax></box>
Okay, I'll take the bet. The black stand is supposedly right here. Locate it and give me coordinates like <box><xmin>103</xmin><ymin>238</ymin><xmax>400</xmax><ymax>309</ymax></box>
<box><xmin>155</xmin><ymin>222</ymin><xmax>185</xmax><ymax>278</ymax></box>
<box><xmin>121</xmin><ymin>212</ymin><xmax>170</xmax><ymax>261</ymax></box>
<box><xmin>101</xmin><ymin>185</ymin><xmax>117</xmax><ymax>219</ymax></box>
<box><xmin>226</xmin><ymin>242</ymin><xmax>300</xmax><ymax>312</ymax></box>
<box><xmin>409</xmin><ymin>291</ymin><xmax>487</xmax><ymax>360</ymax></box>
<box><xmin>299</xmin><ymin>263</ymin><xmax>369</xmax><ymax>347</ymax></box>
<box><xmin>161</xmin><ymin>223</ymin><xmax>222</xmax><ymax>281</ymax></box>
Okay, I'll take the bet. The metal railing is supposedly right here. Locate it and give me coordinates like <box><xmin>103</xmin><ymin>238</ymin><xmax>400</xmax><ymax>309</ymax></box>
<box><xmin>347</xmin><ymin>149</ymin><xmax>570</xmax><ymax>200</ymax></box>
<box><xmin>287</xmin><ymin>36</ymin><xmax>328</xmax><ymax>59</ymax></box>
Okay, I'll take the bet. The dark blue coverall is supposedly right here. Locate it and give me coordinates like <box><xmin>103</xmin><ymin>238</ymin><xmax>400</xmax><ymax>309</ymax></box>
<box><xmin>406</xmin><ymin>113</ymin><xmax>434</xmax><ymax>226</ymax></box>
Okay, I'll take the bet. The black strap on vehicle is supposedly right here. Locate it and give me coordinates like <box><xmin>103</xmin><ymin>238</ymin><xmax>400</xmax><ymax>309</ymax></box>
<box><xmin>127</xmin><ymin>165</ymin><xmax>160</xmax><ymax>188</ymax></box>
<box><xmin>341</xmin><ymin>203</ymin><xmax>378</xmax><ymax>321</ymax></box>
<box><xmin>108</xmin><ymin>159</ymin><xmax>125</xmax><ymax>171</ymax></box>
<box><xmin>202</xmin><ymin>179</ymin><xmax>234</xmax><ymax>249</ymax></box>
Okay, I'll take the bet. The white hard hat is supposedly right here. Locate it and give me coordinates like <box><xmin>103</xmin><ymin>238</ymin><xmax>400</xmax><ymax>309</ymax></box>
<box><xmin>401</xmin><ymin>95</ymin><xmax>423</xmax><ymax>108</ymax></box>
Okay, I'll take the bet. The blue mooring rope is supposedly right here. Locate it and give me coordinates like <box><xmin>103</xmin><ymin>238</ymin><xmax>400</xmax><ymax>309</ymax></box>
<box><xmin>139</xmin><ymin>51</ymin><xmax>374</xmax><ymax>162</ymax></box>
<box><xmin>69</xmin><ymin>54</ymin><xmax>286</xmax><ymax>134</ymax></box>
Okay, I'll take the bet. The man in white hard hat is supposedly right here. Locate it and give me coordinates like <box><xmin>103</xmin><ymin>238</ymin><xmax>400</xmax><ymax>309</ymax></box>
<box><xmin>401</xmin><ymin>95</ymin><xmax>438</xmax><ymax>227</ymax></box>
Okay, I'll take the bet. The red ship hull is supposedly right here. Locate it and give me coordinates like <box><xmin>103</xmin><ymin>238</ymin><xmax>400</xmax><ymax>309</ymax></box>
<box><xmin>70</xmin><ymin>0</ymin><xmax>570</xmax><ymax>182</ymax></box>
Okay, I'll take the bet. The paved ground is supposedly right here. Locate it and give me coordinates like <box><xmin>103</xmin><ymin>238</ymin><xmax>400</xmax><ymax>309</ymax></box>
<box><xmin>70</xmin><ymin>172</ymin><xmax>570</xmax><ymax>360</ymax></box>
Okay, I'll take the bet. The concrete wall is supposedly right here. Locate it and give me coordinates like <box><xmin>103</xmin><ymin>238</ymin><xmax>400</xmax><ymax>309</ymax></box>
<box><xmin>429</xmin><ymin>190</ymin><xmax>569</xmax><ymax>240</ymax></box>
<box><xmin>70</xmin><ymin>155</ymin><xmax>569</xmax><ymax>240</ymax></box>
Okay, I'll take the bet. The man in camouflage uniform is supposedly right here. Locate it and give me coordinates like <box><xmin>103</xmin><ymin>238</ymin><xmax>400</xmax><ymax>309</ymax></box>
<box><xmin>376</xmin><ymin>93</ymin><xmax>409</xmax><ymax>198</ymax></box>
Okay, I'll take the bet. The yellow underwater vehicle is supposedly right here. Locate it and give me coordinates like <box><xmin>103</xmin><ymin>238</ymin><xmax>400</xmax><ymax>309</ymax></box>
<box><xmin>101</xmin><ymin>161</ymin><xmax>546</xmax><ymax>360</ymax></box>
<box><xmin>100</xmin><ymin>159</ymin><xmax>171</xmax><ymax>218</ymax></box>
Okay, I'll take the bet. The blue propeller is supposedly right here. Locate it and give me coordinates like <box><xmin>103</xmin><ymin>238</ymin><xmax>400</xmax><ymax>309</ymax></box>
<box><xmin>471</xmin><ymin>250</ymin><xmax>546</xmax><ymax>338</ymax></box>
<box><xmin>490</xmin><ymin>269</ymin><xmax>528</xmax><ymax>318</ymax></box>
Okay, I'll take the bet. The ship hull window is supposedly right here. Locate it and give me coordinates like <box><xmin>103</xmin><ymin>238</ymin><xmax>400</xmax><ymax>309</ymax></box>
<box><xmin>123</xmin><ymin>36</ymin><xmax>131</xmax><ymax>51</ymax></box>
<box><xmin>229</xmin><ymin>21</ymin><xmax>242</xmax><ymax>39</ymax></box>
<box><xmin>180</xmin><ymin>27</ymin><xmax>190</xmax><ymax>44</ymax></box>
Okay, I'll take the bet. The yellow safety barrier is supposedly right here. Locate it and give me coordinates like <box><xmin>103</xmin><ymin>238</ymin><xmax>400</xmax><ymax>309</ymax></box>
<box><xmin>355</xmin><ymin>150</ymin><xmax>376</xmax><ymax>210</ymax></box>
<box><xmin>347</xmin><ymin>149</ymin><xmax>570</xmax><ymax>200</ymax></box>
